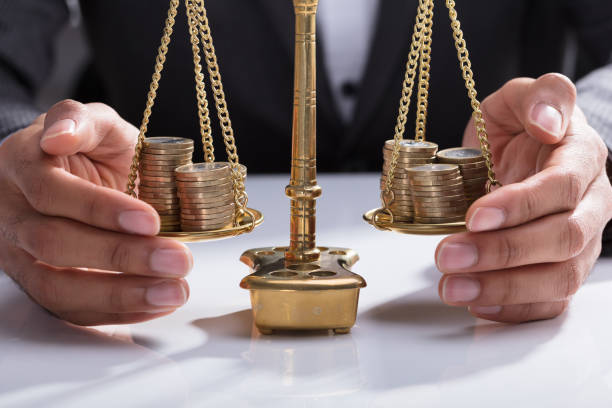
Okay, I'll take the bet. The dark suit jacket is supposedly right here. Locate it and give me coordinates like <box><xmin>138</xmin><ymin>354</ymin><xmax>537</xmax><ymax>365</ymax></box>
<box><xmin>1</xmin><ymin>0</ymin><xmax>611</xmax><ymax>253</ymax></box>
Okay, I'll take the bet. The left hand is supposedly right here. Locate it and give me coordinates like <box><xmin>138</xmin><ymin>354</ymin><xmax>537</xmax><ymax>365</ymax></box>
<box><xmin>436</xmin><ymin>73</ymin><xmax>612</xmax><ymax>323</ymax></box>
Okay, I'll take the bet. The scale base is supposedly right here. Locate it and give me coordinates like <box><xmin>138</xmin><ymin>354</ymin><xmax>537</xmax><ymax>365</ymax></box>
<box><xmin>240</xmin><ymin>247</ymin><xmax>366</xmax><ymax>334</ymax></box>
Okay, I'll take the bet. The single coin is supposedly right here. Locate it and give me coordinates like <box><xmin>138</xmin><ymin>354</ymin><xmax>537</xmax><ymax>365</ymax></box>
<box><xmin>384</xmin><ymin>139</ymin><xmax>438</xmax><ymax>153</ymax></box>
<box><xmin>382</xmin><ymin>157</ymin><xmax>436</xmax><ymax>166</ymax></box>
<box><xmin>138</xmin><ymin>192</ymin><xmax>177</xmax><ymax>199</ymax></box>
<box><xmin>141</xmin><ymin>198</ymin><xmax>180</xmax><ymax>205</ymax></box>
<box><xmin>180</xmin><ymin>201</ymin><xmax>235</xmax><ymax>210</ymax></box>
<box><xmin>175</xmin><ymin>162</ymin><xmax>231</xmax><ymax>178</ymax></box>
<box><xmin>177</xmin><ymin>183</ymin><xmax>233</xmax><ymax>192</ymax></box>
<box><xmin>139</xmin><ymin>181</ymin><xmax>177</xmax><ymax>189</ymax></box>
<box><xmin>177</xmin><ymin>178</ymin><xmax>232</xmax><ymax>188</ymax></box>
<box><xmin>382</xmin><ymin>148</ymin><xmax>437</xmax><ymax>158</ymax></box>
<box><xmin>181</xmin><ymin>223</ymin><xmax>231</xmax><ymax>232</ymax></box>
<box><xmin>178</xmin><ymin>190</ymin><xmax>233</xmax><ymax>199</ymax></box>
<box><xmin>139</xmin><ymin>169</ymin><xmax>177</xmax><ymax>177</ymax></box>
<box><xmin>144</xmin><ymin>136</ymin><xmax>194</xmax><ymax>149</ymax></box>
<box><xmin>408</xmin><ymin>177</ymin><xmax>465</xmax><ymax>187</ymax></box>
<box><xmin>408</xmin><ymin>172</ymin><xmax>462</xmax><ymax>182</ymax></box>
<box><xmin>140</xmin><ymin>164</ymin><xmax>186</xmax><ymax>172</ymax></box>
<box><xmin>143</xmin><ymin>146</ymin><xmax>194</xmax><ymax>154</ymax></box>
<box><xmin>410</xmin><ymin>182</ymin><xmax>465</xmax><ymax>191</ymax></box>
<box><xmin>414</xmin><ymin>199</ymin><xmax>467</xmax><ymax>208</ymax></box>
<box><xmin>179</xmin><ymin>195</ymin><xmax>235</xmax><ymax>205</ymax></box>
<box><xmin>138</xmin><ymin>186</ymin><xmax>177</xmax><ymax>194</ymax></box>
<box><xmin>139</xmin><ymin>175</ymin><xmax>176</xmax><ymax>184</ymax></box>
<box><xmin>411</xmin><ymin>188</ymin><xmax>466</xmax><ymax>197</ymax></box>
<box><xmin>156</xmin><ymin>210</ymin><xmax>181</xmax><ymax>216</ymax></box>
<box><xmin>405</xmin><ymin>163</ymin><xmax>460</xmax><ymax>176</ymax></box>
<box><xmin>414</xmin><ymin>216</ymin><xmax>465</xmax><ymax>224</ymax></box>
<box><xmin>413</xmin><ymin>194</ymin><xmax>466</xmax><ymax>203</ymax></box>
<box><xmin>457</xmin><ymin>160</ymin><xmax>486</xmax><ymax>170</ymax></box>
<box><xmin>150</xmin><ymin>204</ymin><xmax>181</xmax><ymax>212</ymax></box>
<box><xmin>141</xmin><ymin>156</ymin><xmax>192</xmax><ymax>164</ymax></box>
<box><xmin>436</xmin><ymin>147</ymin><xmax>483</xmax><ymax>164</ymax></box>
<box><xmin>181</xmin><ymin>211</ymin><xmax>235</xmax><ymax>221</ymax></box>
<box><xmin>181</xmin><ymin>216</ymin><xmax>234</xmax><ymax>227</ymax></box>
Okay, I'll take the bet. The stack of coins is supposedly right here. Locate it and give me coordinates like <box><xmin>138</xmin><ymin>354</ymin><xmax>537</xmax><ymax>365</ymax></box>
<box><xmin>437</xmin><ymin>148</ymin><xmax>488</xmax><ymax>206</ymax></box>
<box><xmin>380</xmin><ymin>139</ymin><xmax>438</xmax><ymax>222</ymax></box>
<box><xmin>175</xmin><ymin>163</ymin><xmax>246</xmax><ymax>232</ymax></box>
<box><xmin>406</xmin><ymin>163</ymin><xmax>468</xmax><ymax>224</ymax></box>
<box><xmin>138</xmin><ymin>137</ymin><xmax>194</xmax><ymax>232</ymax></box>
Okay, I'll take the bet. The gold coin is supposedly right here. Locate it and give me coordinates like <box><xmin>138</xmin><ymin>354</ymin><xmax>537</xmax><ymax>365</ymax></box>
<box><xmin>384</xmin><ymin>139</ymin><xmax>438</xmax><ymax>154</ymax></box>
<box><xmin>138</xmin><ymin>192</ymin><xmax>177</xmax><ymax>199</ymax></box>
<box><xmin>181</xmin><ymin>211</ymin><xmax>235</xmax><ymax>220</ymax></box>
<box><xmin>181</xmin><ymin>206</ymin><xmax>235</xmax><ymax>215</ymax></box>
<box><xmin>141</xmin><ymin>197</ymin><xmax>180</xmax><ymax>205</ymax></box>
<box><xmin>414</xmin><ymin>216</ymin><xmax>465</xmax><ymax>224</ymax></box>
<box><xmin>180</xmin><ymin>201</ymin><xmax>235</xmax><ymax>210</ymax></box>
<box><xmin>408</xmin><ymin>172</ymin><xmax>461</xmax><ymax>182</ymax></box>
<box><xmin>382</xmin><ymin>152</ymin><xmax>436</xmax><ymax>162</ymax></box>
<box><xmin>436</xmin><ymin>147</ymin><xmax>483</xmax><ymax>163</ymax></box>
<box><xmin>144</xmin><ymin>136</ymin><xmax>194</xmax><ymax>149</ymax></box>
<box><xmin>139</xmin><ymin>175</ymin><xmax>176</xmax><ymax>184</ymax></box>
<box><xmin>140</xmin><ymin>164</ymin><xmax>185</xmax><ymax>172</ymax></box>
<box><xmin>138</xmin><ymin>186</ymin><xmax>177</xmax><ymax>194</ymax></box>
<box><xmin>139</xmin><ymin>169</ymin><xmax>177</xmax><ymax>177</ymax></box>
<box><xmin>460</xmin><ymin>167</ymin><xmax>489</xmax><ymax>176</ymax></box>
<box><xmin>413</xmin><ymin>194</ymin><xmax>466</xmax><ymax>203</ymax></box>
<box><xmin>143</xmin><ymin>146</ymin><xmax>194</xmax><ymax>154</ymax></box>
<box><xmin>411</xmin><ymin>188</ymin><xmax>466</xmax><ymax>197</ymax></box>
<box><xmin>405</xmin><ymin>163</ymin><xmax>460</xmax><ymax>176</ymax></box>
<box><xmin>180</xmin><ymin>224</ymin><xmax>231</xmax><ymax>232</ymax></box>
<box><xmin>458</xmin><ymin>160</ymin><xmax>486</xmax><ymax>169</ymax></box>
<box><xmin>414</xmin><ymin>200</ymin><xmax>467</xmax><ymax>208</ymax></box>
<box><xmin>178</xmin><ymin>189</ymin><xmax>233</xmax><ymax>198</ymax></box>
<box><xmin>139</xmin><ymin>181</ymin><xmax>177</xmax><ymax>189</ymax></box>
<box><xmin>142</xmin><ymin>157</ymin><xmax>192</xmax><ymax>164</ymax></box>
<box><xmin>150</xmin><ymin>204</ymin><xmax>181</xmax><ymax>212</ymax></box>
<box><xmin>408</xmin><ymin>177</ymin><xmax>464</xmax><ymax>187</ymax></box>
<box><xmin>415</xmin><ymin>207</ymin><xmax>467</xmax><ymax>216</ymax></box>
<box><xmin>181</xmin><ymin>216</ymin><xmax>234</xmax><ymax>226</ymax></box>
<box><xmin>462</xmin><ymin>176</ymin><xmax>489</xmax><ymax>184</ymax></box>
<box><xmin>382</xmin><ymin>148</ymin><xmax>436</xmax><ymax>158</ymax></box>
<box><xmin>156</xmin><ymin>209</ymin><xmax>181</xmax><ymax>216</ymax></box>
<box><xmin>410</xmin><ymin>182</ymin><xmax>465</xmax><ymax>191</ymax></box>
<box><xmin>175</xmin><ymin>162</ymin><xmax>231</xmax><ymax>178</ymax></box>
<box><xmin>178</xmin><ymin>195</ymin><xmax>235</xmax><ymax>204</ymax></box>
<box><xmin>141</xmin><ymin>150</ymin><xmax>193</xmax><ymax>159</ymax></box>
<box><xmin>177</xmin><ymin>179</ymin><xmax>233</xmax><ymax>188</ymax></box>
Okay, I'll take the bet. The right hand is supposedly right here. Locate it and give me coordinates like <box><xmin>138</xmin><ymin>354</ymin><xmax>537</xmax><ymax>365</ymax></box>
<box><xmin>0</xmin><ymin>100</ymin><xmax>193</xmax><ymax>326</ymax></box>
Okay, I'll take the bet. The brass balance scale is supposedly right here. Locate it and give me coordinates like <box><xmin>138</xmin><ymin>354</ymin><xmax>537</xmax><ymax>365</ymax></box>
<box><xmin>125</xmin><ymin>0</ymin><xmax>500</xmax><ymax>334</ymax></box>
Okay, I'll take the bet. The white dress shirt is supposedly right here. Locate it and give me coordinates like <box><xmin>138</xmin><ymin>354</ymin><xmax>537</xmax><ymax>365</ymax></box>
<box><xmin>318</xmin><ymin>0</ymin><xmax>380</xmax><ymax>123</ymax></box>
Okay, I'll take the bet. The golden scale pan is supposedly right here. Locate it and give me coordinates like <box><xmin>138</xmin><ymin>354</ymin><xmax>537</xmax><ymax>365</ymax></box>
<box><xmin>125</xmin><ymin>0</ymin><xmax>500</xmax><ymax>333</ymax></box>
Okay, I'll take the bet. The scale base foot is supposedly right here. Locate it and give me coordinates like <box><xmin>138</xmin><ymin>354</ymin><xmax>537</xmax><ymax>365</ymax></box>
<box><xmin>240</xmin><ymin>246</ymin><xmax>366</xmax><ymax>333</ymax></box>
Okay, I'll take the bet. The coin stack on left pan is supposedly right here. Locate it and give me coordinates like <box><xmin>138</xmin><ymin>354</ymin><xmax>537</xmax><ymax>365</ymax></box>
<box><xmin>138</xmin><ymin>137</ymin><xmax>194</xmax><ymax>232</ymax></box>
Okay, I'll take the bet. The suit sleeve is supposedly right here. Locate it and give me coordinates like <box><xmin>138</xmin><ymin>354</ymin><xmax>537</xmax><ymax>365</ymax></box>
<box><xmin>0</xmin><ymin>0</ymin><xmax>69</xmax><ymax>139</ymax></box>
<box><xmin>576</xmin><ymin>65</ymin><xmax>612</xmax><ymax>257</ymax></box>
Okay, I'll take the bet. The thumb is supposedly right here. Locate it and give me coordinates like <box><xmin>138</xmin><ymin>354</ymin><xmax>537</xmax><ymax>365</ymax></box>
<box><xmin>40</xmin><ymin>100</ymin><xmax>134</xmax><ymax>156</ymax></box>
<box><xmin>481</xmin><ymin>73</ymin><xmax>577</xmax><ymax>145</ymax></box>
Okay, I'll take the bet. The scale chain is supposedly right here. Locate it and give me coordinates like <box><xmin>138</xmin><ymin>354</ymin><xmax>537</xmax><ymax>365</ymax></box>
<box><xmin>382</xmin><ymin>0</ymin><xmax>430</xmax><ymax>205</ymax></box>
<box><xmin>191</xmin><ymin>0</ymin><xmax>251</xmax><ymax>223</ymax></box>
<box><xmin>445</xmin><ymin>0</ymin><xmax>500</xmax><ymax>191</ymax></box>
<box><xmin>414</xmin><ymin>0</ymin><xmax>434</xmax><ymax>142</ymax></box>
<box><xmin>125</xmin><ymin>0</ymin><xmax>180</xmax><ymax>197</ymax></box>
<box><xmin>186</xmin><ymin>0</ymin><xmax>215</xmax><ymax>163</ymax></box>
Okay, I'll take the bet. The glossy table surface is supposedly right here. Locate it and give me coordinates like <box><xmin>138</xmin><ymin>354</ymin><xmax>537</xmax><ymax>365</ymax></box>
<box><xmin>1</xmin><ymin>174</ymin><xmax>611</xmax><ymax>408</ymax></box>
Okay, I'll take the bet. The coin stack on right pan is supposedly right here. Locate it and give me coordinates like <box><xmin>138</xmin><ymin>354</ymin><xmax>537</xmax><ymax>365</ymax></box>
<box><xmin>436</xmin><ymin>148</ymin><xmax>488</xmax><ymax>206</ymax></box>
<box><xmin>380</xmin><ymin>139</ymin><xmax>438</xmax><ymax>222</ymax></box>
<box><xmin>175</xmin><ymin>163</ymin><xmax>239</xmax><ymax>232</ymax></box>
<box><xmin>407</xmin><ymin>163</ymin><xmax>468</xmax><ymax>224</ymax></box>
<box><xmin>138</xmin><ymin>137</ymin><xmax>194</xmax><ymax>232</ymax></box>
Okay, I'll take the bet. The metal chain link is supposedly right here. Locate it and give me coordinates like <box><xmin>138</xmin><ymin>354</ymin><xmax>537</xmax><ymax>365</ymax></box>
<box><xmin>445</xmin><ymin>0</ymin><xmax>500</xmax><ymax>190</ymax></box>
<box><xmin>414</xmin><ymin>0</ymin><xmax>434</xmax><ymax>142</ymax></box>
<box><xmin>191</xmin><ymin>0</ymin><xmax>250</xmax><ymax>222</ymax></box>
<box><xmin>382</xmin><ymin>0</ymin><xmax>429</xmax><ymax>205</ymax></box>
<box><xmin>125</xmin><ymin>0</ymin><xmax>180</xmax><ymax>197</ymax></box>
<box><xmin>186</xmin><ymin>0</ymin><xmax>215</xmax><ymax>162</ymax></box>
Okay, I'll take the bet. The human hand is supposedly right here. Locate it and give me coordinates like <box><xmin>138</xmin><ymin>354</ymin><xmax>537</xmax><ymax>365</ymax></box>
<box><xmin>436</xmin><ymin>74</ymin><xmax>612</xmax><ymax>323</ymax></box>
<box><xmin>0</xmin><ymin>100</ymin><xmax>193</xmax><ymax>325</ymax></box>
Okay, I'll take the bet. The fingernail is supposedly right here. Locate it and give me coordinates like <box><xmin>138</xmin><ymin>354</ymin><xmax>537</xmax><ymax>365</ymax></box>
<box><xmin>146</xmin><ymin>281</ymin><xmax>187</xmax><ymax>307</ymax></box>
<box><xmin>119</xmin><ymin>210</ymin><xmax>159</xmax><ymax>235</ymax></box>
<box><xmin>150</xmin><ymin>247</ymin><xmax>193</xmax><ymax>277</ymax></box>
<box><xmin>468</xmin><ymin>207</ymin><xmax>506</xmax><ymax>232</ymax></box>
<box><xmin>443</xmin><ymin>276</ymin><xmax>481</xmax><ymax>303</ymax></box>
<box><xmin>41</xmin><ymin>119</ymin><xmax>76</xmax><ymax>142</ymax></box>
<box><xmin>437</xmin><ymin>242</ymin><xmax>478</xmax><ymax>271</ymax></box>
<box><xmin>531</xmin><ymin>103</ymin><xmax>562</xmax><ymax>136</ymax></box>
<box><xmin>469</xmin><ymin>305</ymin><xmax>502</xmax><ymax>315</ymax></box>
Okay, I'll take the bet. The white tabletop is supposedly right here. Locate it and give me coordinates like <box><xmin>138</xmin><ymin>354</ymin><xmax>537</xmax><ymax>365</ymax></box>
<box><xmin>1</xmin><ymin>174</ymin><xmax>611</xmax><ymax>408</ymax></box>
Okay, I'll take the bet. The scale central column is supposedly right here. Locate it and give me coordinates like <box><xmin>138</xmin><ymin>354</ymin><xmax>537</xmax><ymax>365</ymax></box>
<box><xmin>285</xmin><ymin>0</ymin><xmax>322</xmax><ymax>263</ymax></box>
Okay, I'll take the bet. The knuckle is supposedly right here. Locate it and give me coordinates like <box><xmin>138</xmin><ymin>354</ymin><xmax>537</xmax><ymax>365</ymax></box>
<box><xmin>108</xmin><ymin>241</ymin><xmax>132</xmax><ymax>272</ymax></box>
<box><xmin>560</xmin><ymin>260</ymin><xmax>583</xmax><ymax>298</ymax></box>
<box><xmin>22</xmin><ymin>219</ymin><xmax>61</xmax><ymax>263</ymax></box>
<box><xmin>539</xmin><ymin>73</ymin><xmax>577</xmax><ymax>99</ymax></box>
<box><xmin>521</xmin><ymin>182</ymin><xmax>540</xmax><ymax>220</ymax></box>
<box><xmin>497</xmin><ymin>233</ymin><xmax>522</xmax><ymax>269</ymax></box>
<box><xmin>499</xmin><ymin>274</ymin><xmax>521</xmax><ymax>306</ymax></box>
<box><xmin>564</xmin><ymin>216</ymin><xmax>589</xmax><ymax>258</ymax></box>
<box><xmin>48</xmin><ymin>99</ymin><xmax>85</xmax><ymax>118</ymax></box>
<box><xmin>24</xmin><ymin>174</ymin><xmax>53</xmax><ymax>214</ymax></box>
<box><xmin>560</xmin><ymin>168</ymin><xmax>583</xmax><ymax>209</ymax></box>
<box><xmin>108</xmin><ymin>283</ymin><xmax>130</xmax><ymax>312</ymax></box>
